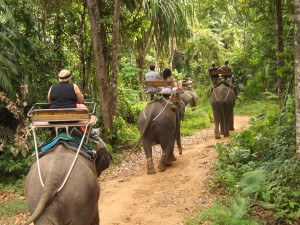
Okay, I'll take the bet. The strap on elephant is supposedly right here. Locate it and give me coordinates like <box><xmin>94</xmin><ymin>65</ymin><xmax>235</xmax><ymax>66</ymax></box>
<box><xmin>181</xmin><ymin>89</ymin><xmax>193</xmax><ymax>98</ymax></box>
<box><xmin>212</xmin><ymin>82</ymin><xmax>232</xmax><ymax>102</ymax></box>
<box><xmin>27</xmin><ymin>102</ymin><xmax>98</xmax><ymax>192</ymax></box>
<box><xmin>38</xmin><ymin>132</ymin><xmax>96</xmax><ymax>160</ymax></box>
<box><xmin>143</xmin><ymin>94</ymin><xmax>175</xmax><ymax>121</ymax></box>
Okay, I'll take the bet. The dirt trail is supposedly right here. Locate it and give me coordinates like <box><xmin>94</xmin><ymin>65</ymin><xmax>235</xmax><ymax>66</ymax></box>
<box><xmin>98</xmin><ymin>116</ymin><xmax>250</xmax><ymax>225</ymax></box>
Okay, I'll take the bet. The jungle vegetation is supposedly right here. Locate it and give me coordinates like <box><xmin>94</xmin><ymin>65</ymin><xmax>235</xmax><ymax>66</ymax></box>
<box><xmin>1</xmin><ymin>0</ymin><xmax>300</xmax><ymax>223</ymax></box>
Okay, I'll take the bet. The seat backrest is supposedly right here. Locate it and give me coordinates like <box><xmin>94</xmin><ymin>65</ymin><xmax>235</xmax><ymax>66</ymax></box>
<box><xmin>144</xmin><ymin>80</ymin><xmax>172</xmax><ymax>87</ymax></box>
<box><xmin>30</xmin><ymin>108</ymin><xmax>90</xmax><ymax>122</ymax></box>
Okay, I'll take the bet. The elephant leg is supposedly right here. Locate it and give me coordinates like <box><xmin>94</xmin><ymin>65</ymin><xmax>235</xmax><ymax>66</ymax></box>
<box><xmin>223</xmin><ymin>115</ymin><xmax>230</xmax><ymax>137</ymax></box>
<box><xmin>142</xmin><ymin>139</ymin><xmax>156</xmax><ymax>174</ymax></box>
<box><xmin>166</xmin><ymin>151</ymin><xmax>177</xmax><ymax>166</ymax></box>
<box><xmin>147</xmin><ymin>158</ymin><xmax>156</xmax><ymax>174</ymax></box>
<box><xmin>91</xmin><ymin>207</ymin><xmax>100</xmax><ymax>225</ymax></box>
<box><xmin>214</xmin><ymin>121</ymin><xmax>221</xmax><ymax>139</ymax></box>
<box><xmin>176</xmin><ymin>117</ymin><xmax>182</xmax><ymax>155</ymax></box>
<box><xmin>158</xmin><ymin>143</ymin><xmax>174</xmax><ymax>171</ymax></box>
<box><xmin>220</xmin><ymin>117</ymin><xmax>225</xmax><ymax>135</ymax></box>
<box><xmin>229</xmin><ymin>113</ymin><xmax>235</xmax><ymax>131</ymax></box>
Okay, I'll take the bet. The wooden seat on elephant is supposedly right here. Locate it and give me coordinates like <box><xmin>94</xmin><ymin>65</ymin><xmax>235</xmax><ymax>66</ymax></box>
<box><xmin>144</xmin><ymin>80</ymin><xmax>172</xmax><ymax>87</ymax></box>
<box><xmin>182</xmin><ymin>80</ymin><xmax>192</xmax><ymax>87</ymax></box>
<box><xmin>27</xmin><ymin>103</ymin><xmax>97</xmax><ymax>128</ymax></box>
<box><xmin>209</xmin><ymin>68</ymin><xmax>232</xmax><ymax>76</ymax></box>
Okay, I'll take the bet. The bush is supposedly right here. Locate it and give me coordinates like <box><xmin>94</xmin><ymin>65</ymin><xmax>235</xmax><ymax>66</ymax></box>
<box><xmin>212</xmin><ymin>96</ymin><xmax>299</xmax><ymax>223</ymax></box>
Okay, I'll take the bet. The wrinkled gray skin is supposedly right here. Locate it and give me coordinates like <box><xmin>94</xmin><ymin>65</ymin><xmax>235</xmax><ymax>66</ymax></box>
<box><xmin>210</xmin><ymin>83</ymin><xmax>236</xmax><ymax>139</ymax></box>
<box><xmin>138</xmin><ymin>100</ymin><xmax>185</xmax><ymax>174</ymax></box>
<box><xmin>181</xmin><ymin>90</ymin><xmax>198</xmax><ymax>107</ymax></box>
<box><xmin>24</xmin><ymin>140</ymin><xmax>111</xmax><ymax>225</ymax></box>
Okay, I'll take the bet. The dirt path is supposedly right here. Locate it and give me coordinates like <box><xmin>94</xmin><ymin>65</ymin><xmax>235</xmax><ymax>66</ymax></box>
<box><xmin>98</xmin><ymin>116</ymin><xmax>250</xmax><ymax>225</ymax></box>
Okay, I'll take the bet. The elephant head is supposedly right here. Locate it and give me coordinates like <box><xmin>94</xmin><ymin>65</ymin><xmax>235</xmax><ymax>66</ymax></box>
<box><xmin>137</xmin><ymin>99</ymin><xmax>185</xmax><ymax>174</ymax></box>
<box><xmin>24</xmin><ymin>140</ymin><xmax>111</xmax><ymax>225</ymax></box>
<box><xmin>210</xmin><ymin>82</ymin><xmax>236</xmax><ymax>139</ymax></box>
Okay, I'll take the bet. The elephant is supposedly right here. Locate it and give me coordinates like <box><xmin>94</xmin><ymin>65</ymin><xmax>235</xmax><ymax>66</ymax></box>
<box><xmin>24</xmin><ymin>138</ymin><xmax>111</xmax><ymax>225</ymax></box>
<box><xmin>137</xmin><ymin>98</ymin><xmax>185</xmax><ymax>174</ymax></box>
<box><xmin>210</xmin><ymin>81</ymin><xmax>236</xmax><ymax>139</ymax></box>
<box><xmin>181</xmin><ymin>89</ymin><xmax>198</xmax><ymax>107</ymax></box>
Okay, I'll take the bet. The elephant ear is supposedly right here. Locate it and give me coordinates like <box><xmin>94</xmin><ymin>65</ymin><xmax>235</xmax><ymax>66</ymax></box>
<box><xmin>95</xmin><ymin>138</ymin><xmax>112</xmax><ymax>177</ymax></box>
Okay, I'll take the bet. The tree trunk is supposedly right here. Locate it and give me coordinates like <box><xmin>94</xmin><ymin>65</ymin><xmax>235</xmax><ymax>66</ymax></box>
<box><xmin>111</xmin><ymin>0</ymin><xmax>120</xmax><ymax>118</ymax></box>
<box><xmin>136</xmin><ymin>51</ymin><xmax>145</xmax><ymax>100</ymax></box>
<box><xmin>275</xmin><ymin>0</ymin><xmax>285</xmax><ymax>109</ymax></box>
<box><xmin>79</xmin><ymin>1</ymin><xmax>88</xmax><ymax>95</ymax></box>
<box><xmin>295</xmin><ymin>0</ymin><xmax>300</xmax><ymax>158</ymax></box>
<box><xmin>86</xmin><ymin>0</ymin><xmax>113</xmax><ymax>138</ymax></box>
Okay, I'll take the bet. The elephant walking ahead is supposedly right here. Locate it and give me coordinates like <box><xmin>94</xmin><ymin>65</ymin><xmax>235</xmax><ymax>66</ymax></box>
<box><xmin>181</xmin><ymin>89</ymin><xmax>198</xmax><ymax>107</ymax></box>
<box><xmin>24</xmin><ymin>139</ymin><xmax>111</xmax><ymax>225</ymax></box>
<box><xmin>210</xmin><ymin>81</ymin><xmax>236</xmax><ymax>139</ymax></box>
<box><xmin>138</xmin><ymin>98</ymin><xmax>185</xmax><ymax>174</ymax></box>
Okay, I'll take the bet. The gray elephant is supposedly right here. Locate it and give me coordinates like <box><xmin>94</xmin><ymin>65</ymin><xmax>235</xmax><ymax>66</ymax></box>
<box><xmin>24</xmin><ymin>139</ymin><xmax>111</xmax><ymax>225</ymax></box>
<box><xmin>210</xmin><ymin>81</ymin><xmax>236</xmax><ymax>139</ymax></box>
<box><xmin>137</xmin><ymin>98</ymin><xmax>185</xmax><ymax>174</ymax></box>
<box><xmin>181</xmin><ymin>89</ymin><xmax>198</xmax><ymax>107</ymax></box>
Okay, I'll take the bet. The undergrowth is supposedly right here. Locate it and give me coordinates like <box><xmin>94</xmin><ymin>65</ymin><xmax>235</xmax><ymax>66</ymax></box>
<box><xmin>188</xmin><ymin>97</ymin><xmax>299</xmax><ymax>224</ymax></box>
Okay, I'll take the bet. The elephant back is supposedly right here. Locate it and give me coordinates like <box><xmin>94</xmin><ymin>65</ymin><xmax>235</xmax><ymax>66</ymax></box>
<box><xmin>211</xmin><ymin>82</ymin><xmax>236</xmax><ymax>102</ymax></box>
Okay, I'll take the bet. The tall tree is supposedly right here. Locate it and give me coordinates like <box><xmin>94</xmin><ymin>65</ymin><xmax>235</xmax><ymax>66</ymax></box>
<box><xmin>86</xmin><ymin>0</ymin><xmax>113</xmax><ymax>138</ymax></box>
<box><xmin>295</xmin><ymin>0</ymin><xmax>300</xmax><ymax>158</ymax></box>
<box><xmin>111</xmin><ymin>0</ymin><xmax>121</xmax><ymax>118</ymax></box>
<box><xmin>276</xmin><ymin>0</ymin><xmax>285</xmax><ymax>109</ymax></box>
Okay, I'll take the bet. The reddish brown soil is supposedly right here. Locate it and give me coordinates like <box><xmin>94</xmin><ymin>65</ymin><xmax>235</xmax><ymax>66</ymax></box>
<box><xmin>0</xmin><ymin>116</ymin><xmax>250</xmax><ymax>225</ymax></box>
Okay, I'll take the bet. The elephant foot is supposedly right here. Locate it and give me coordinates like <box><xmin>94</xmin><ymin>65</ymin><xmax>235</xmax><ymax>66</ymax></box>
<box><xmin>229</xmin><ymin>128</ymin><xmax>235</xmax><ymax>131</ymax></box>
<box><xmin>147</xmin><ymin>158</ymin><xmax>156</xmax><ymax>175</ymax></box>
<box><xmin>224</xmin><ymin>133</ymin><xmax>230</xmax><ymax>137</ymax></box>
<box><xmin>158</xmin><ymin>162</ymin><xmax>166</xmax><ymax>172</ymax></box>
<box><xmin>166</xmin><ymin>162</ymin><xmax>173</xmax><ymax>167</ymax></box>
<box><xmin>215</xmin><ymin>135</ymin><xmax>221</xmax><ymax>139</ymax></box>
<box><xmin>147</xmin><ymin>168</ymin><xmax>156</xmax><ymax>174</ymax></box>
<box><xmin>169</xmin><ymin>154</ymin><xmax>177</xmax><ymax>161</ymax></box>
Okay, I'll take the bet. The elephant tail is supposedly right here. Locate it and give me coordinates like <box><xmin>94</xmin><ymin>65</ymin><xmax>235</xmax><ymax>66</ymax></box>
<box><xmin>219</xmin><ymin>100</ymin><xmax>226</xmax><ymax>128</ymax></box>
<box><xmin>25</xmin><ymin>186</ymin><xmax>56</xmax><ymax>225</ymax></box>
<box><xmin>133</xmin><ymin>108</ymin><xmax>155</xmax><ymax>150</ymax></box>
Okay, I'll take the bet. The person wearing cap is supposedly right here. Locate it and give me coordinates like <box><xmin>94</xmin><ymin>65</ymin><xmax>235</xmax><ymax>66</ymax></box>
<box><xmin>47</xmin><ymin>69</ymin><xmax>84</xmax><ymax>109</ymax></box>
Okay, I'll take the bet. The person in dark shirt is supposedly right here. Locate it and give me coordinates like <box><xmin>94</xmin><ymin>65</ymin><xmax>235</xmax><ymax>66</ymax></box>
<box><xmin>219</xmin><ymin>61</ymin><xmax>232</xmax><ymax>79</ymax></box>
<box><xmin>47</xmin><ymin>69</ymin><xmax>100</xmax><ymax>136</ymax></box>
<box><xmin>47</xmin><ymin>69</ymin><xmax>84</xmax><ymax>109</ymax></box>
<box><xmin>208</xmin><ymin>63</ymin><xmax>219</xmax><ymax>85</ymax></box>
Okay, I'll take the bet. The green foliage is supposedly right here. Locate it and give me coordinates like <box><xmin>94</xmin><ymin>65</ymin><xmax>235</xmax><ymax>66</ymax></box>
<box><xmin>239</xmin><ymin>170</ymin><xmax>266</xmax><ymax>196</ymax></box>
<box><xmin>0</xmin><ymin>149</ymin><xmax>33</xmax><ymax>179</ymax></box>
<box><xmin>110</xmin><ymin>116</ymin><xmax>140</xmax><ymax>150</ymax></box>
<box><xmin>185</xmin><ymin>201</ymin><xmax>259</xmax><ymax>225</ymax></box>
<box><xmin>212</xmin><ymin>95</ymin><xmax>299</xmax><ymax>223</ymax></box>
<box><xmin>235</xmin><ymin>99</ymin><xmax>278</xmax><ymax>116</ymax></box>
<box><xmin>0</xmin><ymin>198</ymin><xmax>28</xmax><ymax>217</ymax></box>
<box><xmin>181</xmin><ymin>104</ymin><xmax>211</xmax><ymax>136</ymax></box>
<box><xmin>117</xmin><ymin>85</ymin><xmax>142</xmax><ymax>123</ymax></box>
